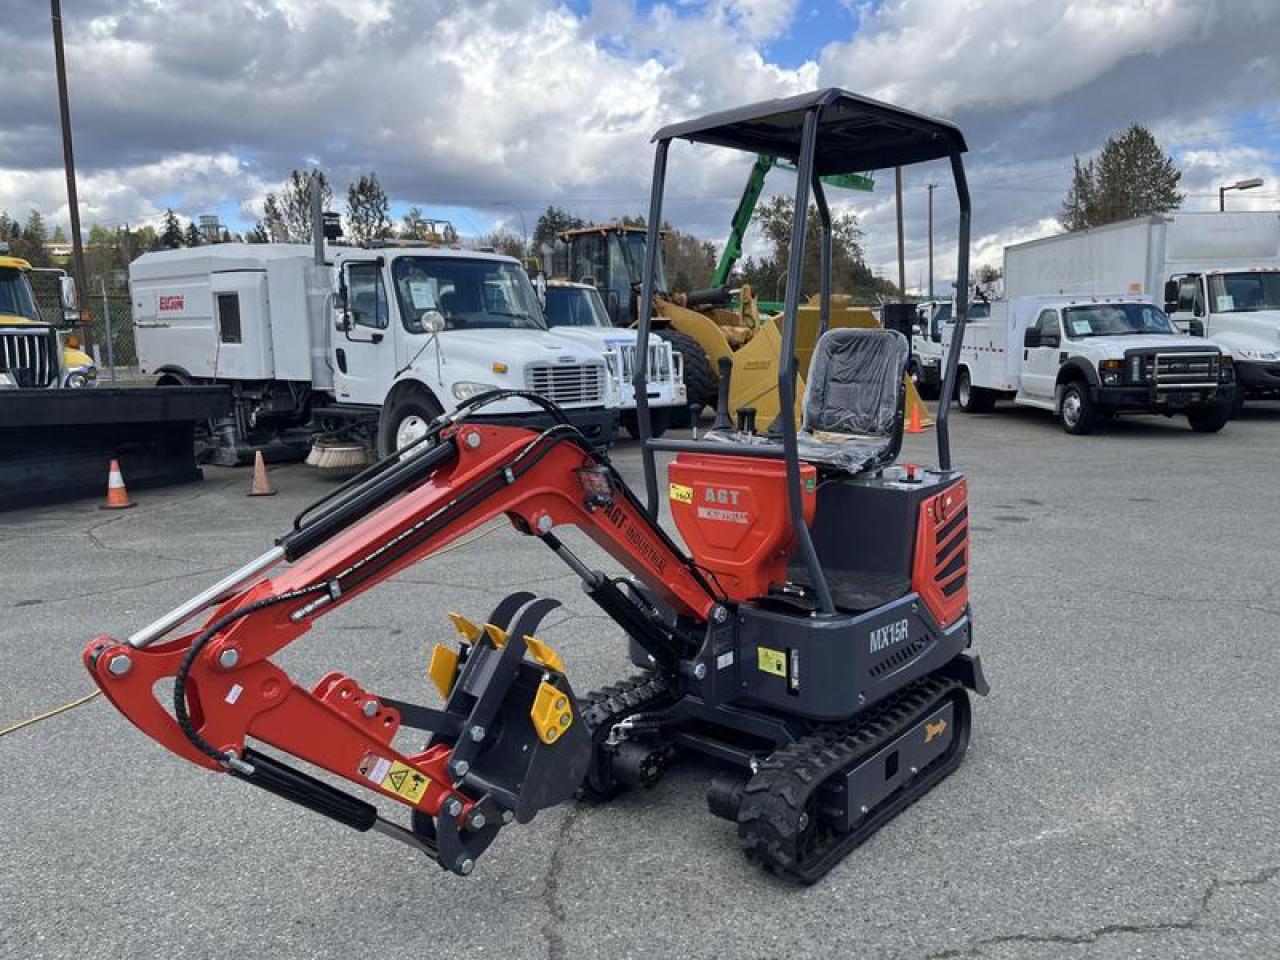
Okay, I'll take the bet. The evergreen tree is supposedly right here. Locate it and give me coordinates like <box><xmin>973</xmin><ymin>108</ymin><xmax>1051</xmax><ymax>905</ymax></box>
<box><xmin>345</xmin><ymin>172</ymin><xmax>391</xmax><ymax>244</ymax></box>
<box><xmin>531</xmin><ymin>205</ymin><xmax>585</xmax><ymax>254</ymax></box>
<box><xmin>1060</xmin><ymin>125</ymin><xmax>1183</xmax><ymax>230</ymax></box>
<box><xmin>52</xmin><ymin>225</ymin><xmax>67</xmax><ymax>244</ymax></box>
<box><xmin>14</xmin><ymin>209</ymin><xmax>51</xmax><ymax>266</ymax></box>
<box><xmin>737</xmin><ymin>196</ymin><xmax>894</xmax><ymax>301</ymax></box>
<box><xmin>184</xmin><ymin>221</ymin><xmax>203</xmax><ymax>247</ymax></box>
<box><xmin>160</xmin><ymin>208</ymin><xmax>185</xmax><ymax>249</ymax></box>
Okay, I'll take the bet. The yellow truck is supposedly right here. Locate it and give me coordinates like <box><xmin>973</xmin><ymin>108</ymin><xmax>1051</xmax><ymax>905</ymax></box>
<box><xmin>0</xmin><ymin>254</ymin><xmax>96</xmax><ymax>389</ymax></box>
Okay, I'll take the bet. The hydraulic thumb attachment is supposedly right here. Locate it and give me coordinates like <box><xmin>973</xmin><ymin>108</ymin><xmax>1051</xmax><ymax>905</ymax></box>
<box><xmin>83</xmin><ymin>418</ymin><xmax>715</xmax><ymax>876</ymax></box>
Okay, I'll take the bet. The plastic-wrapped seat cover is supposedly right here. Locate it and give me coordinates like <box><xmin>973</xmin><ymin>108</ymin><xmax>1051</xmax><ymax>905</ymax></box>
<box><xmin>797</xmin><ymin>327</ymin><xmax>907</xmax><ymax>473</ymax></box>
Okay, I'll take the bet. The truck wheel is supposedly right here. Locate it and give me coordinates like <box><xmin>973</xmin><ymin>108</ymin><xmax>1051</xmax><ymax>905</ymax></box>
<box><xmin>621</xmin><ymin>407</ymin><xmax>669</xmax><ymax>440</ymax></box>
<box><xmin>910</xmin><ymin>361</ymin><xmax>939</xmax><ymax>401</ymax></box>
<box><xmin>655</xmin><ymin>329</ymin><xmax>714</xmax><ymax>426</ymax></box>
<box><xmin>956</xmin><ymin>368</ymin><xmax>994</xmax><ymax>413</ymax></box>
<box><xmin>378</xmin><ymin>391</ymin><xmax>444</xmax><ymax>458</ymax></box>
<box><xmin>1058</xmin><ymin>382</ymin><xmax>1096</xmax><ymax>435</ymax></box>
<box><xmin>1187</xmin><ymin>407</ymin><xmax>1230</xmax><ymax>433</ymax></box>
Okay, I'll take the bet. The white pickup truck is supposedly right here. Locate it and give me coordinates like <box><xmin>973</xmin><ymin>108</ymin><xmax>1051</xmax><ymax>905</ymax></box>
<box><xmin>1004</xmin><ymin>212</ymin><xmax>1280</xmax><ymax>407</ymax></box>
<box><xmin>944</xmin><ymin>295</ymin><xmax>1235</xmax><ymax>434</ymax></box>
<box><xmin>540</xmin><ymin>280</ymin><xmax>685</xmax><ymax>437</ymax></box>
<box><xmin>131</xmin><ymin>243</ymin><xmax>620</xmax><ymax>465</ymax></box>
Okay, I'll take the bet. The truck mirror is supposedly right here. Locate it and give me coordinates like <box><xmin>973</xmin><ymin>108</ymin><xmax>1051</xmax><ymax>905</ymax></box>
<box><xmin>421</xmin><ymin>309</ymin><xmax>445</xmax><ymax>334</ymax></box>
<box><xmin>59</xmin><ymin>275</ymin><xmax>78</xmax><ymax>309</ymax></box>
<box><xmin>1023</xmin><ymin>328</ymin><xmax>1041</xmax><ymax>348</ymax></box>
<box><xmin>1163</xmin><ymin>279</ymin><xmax>1179</xmax><ymax>312</ymax></box>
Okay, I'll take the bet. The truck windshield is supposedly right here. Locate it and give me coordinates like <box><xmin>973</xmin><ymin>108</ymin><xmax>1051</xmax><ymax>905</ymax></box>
<box><xmin>0</xmin><ymin>268</ymin><xmax>41</xmax><ymax>321</ymax></box>
<box><xmin>1063</xmin><ymin>303</ymin><xmax>1176</xmax><ymax>338</ymax></box>
<box><xmin>544</xmin><ymin>286</ymin><xmax>613</xmax><ymax>328</ymax></box>
<box><xmin>618</xmin><ymin>232</ymin><xmax>668</xmax><ymax>292</ymax></box>
<box><xmin>391</xmin><ymin>257</ymin><xmax>546</xmax><ymax>331</ymax></box>
<box><xmin>1208</xmin><ymin>272</ymin><xmax>1280</xmax><ymax>313</ymax></box>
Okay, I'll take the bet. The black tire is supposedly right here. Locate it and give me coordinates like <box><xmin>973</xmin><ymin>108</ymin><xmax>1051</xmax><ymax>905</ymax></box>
<box><xmin>1187</xmin><ymin>406</ymin><xmax>1230</xmax><ymax>433</ymax></box>
<box><xmin>655</xmin><ymin>328</ymin><xmax>714</xmax><ymax>425</ymax></box>
<box><xmin>1058</xmin><ymin>381</ymin><xmax>1096</xmax><ymax>435</ymax></box>
<box><xmin>910</xmin><ymin>361</ymin><xmax>939</xmax><ymax>401</ymax></box>
<box><xmin>621</xmin><ymin>407</ymin><xmax>669</xmax><ymax>440</ymax></box>
<box><xmin>378</xmin><ymin>390</ymin><xmax>444</xmax><ymax>458</ymax></box>
<box><xmin>956</xmin><ymin>368</ymin><xmax>995</xmax><ymax>413</ymax></box>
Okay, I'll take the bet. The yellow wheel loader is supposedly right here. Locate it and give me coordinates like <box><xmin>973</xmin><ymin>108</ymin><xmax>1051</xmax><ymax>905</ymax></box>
<box><xmin>555</xmin><ymin>224</ymin><xmax>932</xmax><ymax>431</ymax></box>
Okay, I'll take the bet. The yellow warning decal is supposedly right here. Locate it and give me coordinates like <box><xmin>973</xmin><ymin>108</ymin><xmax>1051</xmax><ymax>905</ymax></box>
<box><xmin>924</xmin><ymin>718</ymin><xmax>948</xmax><ymax>743</ymax></box>
<box><xmin>669</xmin><ymin>483</ymin><xmax>693</xmax><ymax>505</ymax></box>
<box><xmin>757</xmin><ymin>646</ymin><xmax>787</xmax><ymax>677</ymax></box>
<box><xmin>381</xmin><ymin>760</ymin><xmax>430</xmax><ymax>803</ymax></box>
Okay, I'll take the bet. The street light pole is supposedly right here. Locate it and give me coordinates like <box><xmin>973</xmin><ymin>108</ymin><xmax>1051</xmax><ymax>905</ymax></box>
<box><xmin>926</xmin><ymin>182</ymin><xmax>936</xmax><ymax>299</ymax></box>
<box><xmin>894</xmin><ymin>167</ymin><xmax>905</xmax><ymax>295</ymax></box>
<box><xmin>50</xmin><ymin>0</ymin><xmax>87</xmax><ymax>327</ymax></box>
<box><xmin>1219</xmin><ymin>177</ymin><xmax>1264</xmax><ymax>211</ymax></box>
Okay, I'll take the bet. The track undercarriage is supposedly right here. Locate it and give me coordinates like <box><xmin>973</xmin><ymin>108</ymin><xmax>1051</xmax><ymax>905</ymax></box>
<box><xmin>579</xmin><ymin>668</ymin><xmax>977</xmax><ymax>883</ymax></box>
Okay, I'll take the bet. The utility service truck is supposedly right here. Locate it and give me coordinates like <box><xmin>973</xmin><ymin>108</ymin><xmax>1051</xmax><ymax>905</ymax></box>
<box><xmin>1003</xmin><ymin>212</ymin><xmax>1280</xmax><ymax>406</ymax></box>
<box><xmin>945</xmin><ymin>295</ymin><xmax>1234</xmax><ymax>434</ymax></box>
<box><xmin>540</xmin><ymin>279</ymin><xmax>684</xmax><ymax>437</ymax></box>
<box><xmin>131</xmin><ymin>243</ymin><xmax>621</xmax><ymax>466</ymax></box>
<box><xmin>911</xmin><ymin>297</ymin><xmax>989</xmax><ymax>398</ymax></box>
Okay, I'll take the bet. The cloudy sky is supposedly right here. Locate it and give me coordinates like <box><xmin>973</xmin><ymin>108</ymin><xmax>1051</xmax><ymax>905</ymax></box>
<box><xmin>3</xmin><ymin>0</ymin><xmax>1278</xmax><ymax>291</ymax></box>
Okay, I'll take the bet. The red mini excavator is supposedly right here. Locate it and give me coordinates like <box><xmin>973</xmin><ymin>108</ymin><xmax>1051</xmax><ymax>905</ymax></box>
<box><xmin>84</xmin><ymin>89</ymin><xmax>987</xmax><ymax>883</ymax></box>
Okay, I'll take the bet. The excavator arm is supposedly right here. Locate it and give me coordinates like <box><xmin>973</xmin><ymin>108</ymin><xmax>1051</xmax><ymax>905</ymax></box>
<box><xmin>83</xmin><ymin>409</ymin><xmax>718</xmax><ymax>875</ymax></box>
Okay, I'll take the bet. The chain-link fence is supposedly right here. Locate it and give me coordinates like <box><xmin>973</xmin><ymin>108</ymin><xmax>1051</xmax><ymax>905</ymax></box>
<box><xmin>29</xmin><ymin>274</ymin><xmax>140</xmax><ymax>381</ymax></box>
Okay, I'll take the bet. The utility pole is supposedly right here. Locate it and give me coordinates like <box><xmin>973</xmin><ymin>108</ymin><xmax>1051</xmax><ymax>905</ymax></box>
<box><xmin>50</xmin><ymin>0</ymin><xmax>87</xmax><ymax>323</ymax></box>
<box><xmin>894</xmin><ymin>167</ymin><xmax>905</xmax><ymax>295</ymax></box>
<box><xmin>926</xmin><ymin>182</ymin><xmax>937</xmax><ymax>299</ymax></box>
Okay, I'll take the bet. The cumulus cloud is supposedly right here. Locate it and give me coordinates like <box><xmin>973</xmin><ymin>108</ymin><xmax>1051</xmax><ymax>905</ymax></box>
<box><xmin>0</xmin><ymin>0</ymin><xmax>1275</xmax><ymax>292</ymax></box>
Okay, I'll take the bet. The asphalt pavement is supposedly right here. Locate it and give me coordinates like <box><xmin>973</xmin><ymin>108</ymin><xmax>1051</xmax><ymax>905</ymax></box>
<box><xmin>2</xmin><ymin>401</ymin><xmax>1278</xmax><ymax>960</ymax></box>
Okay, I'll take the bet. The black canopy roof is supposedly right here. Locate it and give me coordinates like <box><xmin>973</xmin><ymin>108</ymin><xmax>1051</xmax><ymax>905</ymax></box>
<box><xmin>653</xmin><ymin>88</ymin><xmax>966</xmax><ymax>175</ymax></box>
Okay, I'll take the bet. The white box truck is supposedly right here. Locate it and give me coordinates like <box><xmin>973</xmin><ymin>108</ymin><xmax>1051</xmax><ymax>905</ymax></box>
<box><xmin>131</xmin><ymin>243</ymin><xmax>625</xmax><ymax>464</ymax></box>
<box><xmin>944</xmin><ymin>295</ymin><xmax>1234</xmax><ymax>434</ymax></box>
<box><xmin>1003</xmin><ymin>212</ymin><xmax>1280</xmax><ymax>406</ymax></box>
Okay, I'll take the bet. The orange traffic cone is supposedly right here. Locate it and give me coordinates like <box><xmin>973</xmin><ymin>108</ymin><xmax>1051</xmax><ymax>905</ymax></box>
<box><xmin>100</xmin><ymin>459</ymin><xmax>136</xmax><ymax>510</ymax></box>
<box><xmin>906</xmin><ymin>399</ymin><xmax>925</xmax><ymax>434</ymax></box>
<box><xmin>247</xmin><ymin>450</ymin><xmax>277</xmax><ymax>497</ymax></box>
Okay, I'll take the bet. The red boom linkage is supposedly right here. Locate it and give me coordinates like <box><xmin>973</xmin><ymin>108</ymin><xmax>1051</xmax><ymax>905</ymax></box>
<box><xmin>83</xmin><ymin>422</ymin><xmax>717</xmax><ymax>873</ymax></box>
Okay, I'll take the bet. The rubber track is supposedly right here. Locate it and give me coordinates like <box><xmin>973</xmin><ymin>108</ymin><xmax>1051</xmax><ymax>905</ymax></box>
<box><xmin>577</xmin><ymin>673</ymin><xmax>672</xmax><ymax>800</ymax></box>
<box><xmin>736</xmin><ymin>674</ymin><xmax>968</xmax><ymax>884</ymax></box>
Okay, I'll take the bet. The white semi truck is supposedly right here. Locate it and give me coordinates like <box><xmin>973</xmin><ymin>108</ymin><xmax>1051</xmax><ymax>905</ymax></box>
<box><xmin>130</xmin><ymin>243</ymin><xmax>623</xmax><ymax>465</ymax></box>
<box><xmin>945</xmin><ymin>295</ymin><xmax>1234</xmax><ymax>434</ymax></box>
<box><xmin>540</xmin><ymin>280</ymin><xmax>685</xmax><ymax>437</ymax></box>
<box><xmin>1003</xmin><ymin>212</ymin><xmax>1280</xmax><ymax>406</ymax></box>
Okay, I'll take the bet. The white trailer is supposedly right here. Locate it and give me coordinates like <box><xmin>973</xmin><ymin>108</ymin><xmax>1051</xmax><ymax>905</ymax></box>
<box><xmin>131</xmin><ymin>243</ymin><xmax>620</xmax><ymax>465</ymax></box>
<box><xmin>944</xmin><ymin>295</ymin><xmax>1235</xmax><ymax>434</ymax></box>
<box><xmin>1003</xmin><ymin>212</ymin><xmax>1280</xmax><ymax>404</ymax></box>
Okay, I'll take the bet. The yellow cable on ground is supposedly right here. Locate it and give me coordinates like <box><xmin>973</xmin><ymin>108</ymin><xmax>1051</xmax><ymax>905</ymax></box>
<box><xmin>0</xmin><ymin>689</ymin><xmax>101</xmax><ymax>738</ymax></box>
<box><xmin>0</xmin><ymin>522</ymin><xmax>502</xmax><ymax>739</ymax></box>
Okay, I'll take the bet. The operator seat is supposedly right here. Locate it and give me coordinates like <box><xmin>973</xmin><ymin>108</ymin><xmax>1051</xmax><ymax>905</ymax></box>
<box><xmin>784</xmin><ymin>328</ymin><xmax>913</xmax><ymax>612</ymax></box>
<box><xmin>796</xmin><ymin>327</ymin><xmax>908</xmax><ymax>475</ymax></box>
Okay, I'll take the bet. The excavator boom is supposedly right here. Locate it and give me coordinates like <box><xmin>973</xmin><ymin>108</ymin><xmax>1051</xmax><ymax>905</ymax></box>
<box><xmin>84</xmin><ymin>414</ymin><xmax>716</xmax><ymax>875</ymax></box>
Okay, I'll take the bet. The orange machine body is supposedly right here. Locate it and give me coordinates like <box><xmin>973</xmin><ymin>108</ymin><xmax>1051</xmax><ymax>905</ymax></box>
<box><xmin>667</xmin><ymin>453</ymin><xmax>816</xmax><ymax>601</ymax></box>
